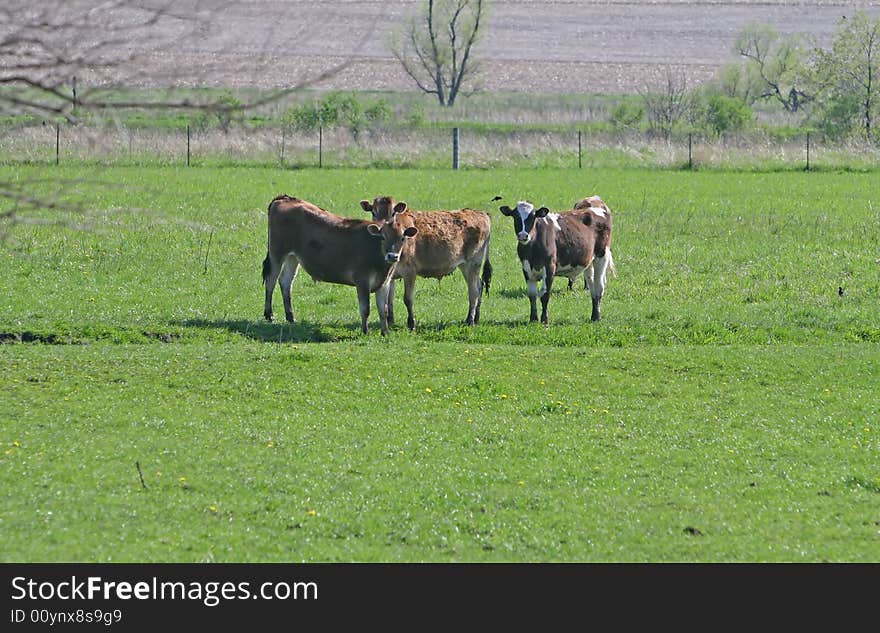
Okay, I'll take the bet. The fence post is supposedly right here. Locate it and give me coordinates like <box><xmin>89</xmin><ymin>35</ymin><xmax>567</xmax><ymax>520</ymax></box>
<box><xmin>319</xmin><ymin>126</ymin><xmax>323</xmax><ymax>168</ymax></box>
<box><xmin>805</xmin><ymin>132</ymin><xmax>811</xmax><ymax>171</ymax></box>
<box><xmin>452</xmin><ymin>127</ymin><xmax>460</xmax><ymax>170</ymax></box>
<box><xmin>186</xmin><ymin>124</ymin><xmax>191</xmax><ymax>166</ymax></box>
<box><xmin>280</xmin><ymin>128</ymin><xmax>285</xmax><ymax>164</ymax></box>
<box><xmin>687</xmin><ymin>133</ymin><xmax>693</xmax><ymax>169</ymax></box>
<box><xmin>55</xmin><ymin>123</ymin><xmax>60</xmax><ymax>165</ymax></box>
<box><xmin>578</xmin><ymin>130</ymin><xmax>582</xmax><ymax>169</ymax></box>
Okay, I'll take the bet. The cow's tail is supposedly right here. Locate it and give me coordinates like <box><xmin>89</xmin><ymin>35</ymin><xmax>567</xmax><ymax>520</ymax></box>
<box><xmin>607</xmin><ymin>249</ymin><xmax>617</xmax><ymax>278</ymax></box>
<box><xmin>262</xmin><ymin>252</ymin><xmax>271</xmax><ymax>285</ymax></box>
<box><xmin>481</xmin><ymin>234</ymin><xmax>493</xmax><ymax>295</ymax></box>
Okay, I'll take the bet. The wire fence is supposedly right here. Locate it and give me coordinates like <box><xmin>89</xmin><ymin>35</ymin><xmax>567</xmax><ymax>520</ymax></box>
<box><xmin>2</xmin><ymin>121</ymin><xmax>879</xmax><ymax>170</ymax></box>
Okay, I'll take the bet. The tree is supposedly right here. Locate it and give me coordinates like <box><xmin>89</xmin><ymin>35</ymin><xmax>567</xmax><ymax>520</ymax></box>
<box><xmin>736</xmin><ymin>23</ymin><xmax>812</xmax><ymax>113</ymax></box>
<box><xmin>390</xmin><ymin>0</ymin><xmax>486</xmax><ymax>107</ymax></box>
<box><xmin>716</xmin><ymin>61</ymin><xmax>764</xmax><ymax>106</ymax></box>
<box><xmin>640</xmin><ymin>71</ymin><xmax>694</xmax><ymax>140</ymax></box>
<box><xmin>815</xmin><ymin>12</ymin><xmax>880</xmax><ymax>140</ymax></box>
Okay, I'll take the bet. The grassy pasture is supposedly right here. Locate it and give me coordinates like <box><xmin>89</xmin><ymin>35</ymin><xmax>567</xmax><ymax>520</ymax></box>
<box><xmin>1</xmin><ymin>164</ymin><xmax>879</xmax><ymax>561</ymax></box>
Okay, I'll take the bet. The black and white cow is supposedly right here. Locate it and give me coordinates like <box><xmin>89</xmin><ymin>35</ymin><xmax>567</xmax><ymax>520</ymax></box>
<box><xmin>500</xmin><ymin>198</ymin><xmax>614</xmax><ymax>323</ymax></box>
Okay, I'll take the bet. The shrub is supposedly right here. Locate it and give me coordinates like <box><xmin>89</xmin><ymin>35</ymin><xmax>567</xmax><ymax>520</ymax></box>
<box><xmin>703</xmin><ymin>94</ymin><xmax>754</xmax><ymax>136</ymax></box>
<box><xmin>282</xmin><ymin>93</ymin><xmax>392</xmax><ymax>142</ymax></box>
<box><xmin>214</xmin><ymin>91</ymin><xmax>243</xmax><ymax>134</ymax></box>
<box><xmin>609</xmin><ymin>101</ymin><xmax>644</xmax><ymax>130</ymax></box>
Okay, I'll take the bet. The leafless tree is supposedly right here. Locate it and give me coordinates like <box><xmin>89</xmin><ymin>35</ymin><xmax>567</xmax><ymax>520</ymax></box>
<box><xmin>390</xmin><ymin>0</ymin><xmax>486</xmax><ymax>107</ymax></box>
<box><xmin>640</xmin><ymin>71</ymin><xmax>693</xmax><ymax>140</ymax></box>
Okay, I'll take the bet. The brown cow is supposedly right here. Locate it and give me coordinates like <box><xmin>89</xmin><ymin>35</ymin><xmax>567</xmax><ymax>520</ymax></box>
<box><xmin>262</xmin><ymin>195</ymin><xmax>418</xmax><ymax>335</ymax></box>
<box><xmin>500</xmin><ymin>197</ymin><xmax>614</xmax><ymax>323</ymax></box>
<box><xmin>360</xmin><ymin>196</ymin><xmax>492</xmax><ymax>330</ymax></box>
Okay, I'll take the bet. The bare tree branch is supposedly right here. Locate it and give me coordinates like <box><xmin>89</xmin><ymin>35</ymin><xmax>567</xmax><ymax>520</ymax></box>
<box><xmin>389</xmin><ymin>0</ymin><xmax>486</xmax><ymax>107</ymax></box>
<box><xmin>639</xmin><ymin>70</ymin><xmax>693</xmax><ymax>141</ymax></box>
<box><xmin>736</xmin><ymin>23</ymin><xmax>812</xmax><ymax>113</ymax></box>
<box><xmin>0</xmin><ymin>0</ymin><xmax>378</xmax><ymax>239</ymax></box>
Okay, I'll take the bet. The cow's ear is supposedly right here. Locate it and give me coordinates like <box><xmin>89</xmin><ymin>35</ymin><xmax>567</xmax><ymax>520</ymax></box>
<box><xmin>535</xmin><ymin>207</ymin><xmax>550</xmax><ymax>217</ymax></box>
<box><xmin>403</xmin><ymin>226</ymin><xmax>418</xmax><ymax>238</ymax></box>
<box><xmin>367</xmin><ymin>223</ymin><xmax>382</xmax><ymax>237</ymax></box>
<box><xmin>500</xmin><ymin>205</ymin><xmax>514</xmax><ymax>216</ymax></box>
<box><xmin>360</xmin><ymin>200</ymin><xmax>374</xmax><ymax>213</ymax></box>
<box><xmin>393</xmin><ymin>201</ymin><xmax>408</xmax><ymax>215</ymax></box>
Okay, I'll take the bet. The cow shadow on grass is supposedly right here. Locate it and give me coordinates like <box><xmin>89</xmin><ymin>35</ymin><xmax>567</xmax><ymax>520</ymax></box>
<box><xmin>179</xmin><ymin>319</ymin><xmax>338</xmax><ymax>343</ymax></box>
<box><xmin>497</xmin><ymin>286</ymin><xmax>587</xmax><ymax>299</ymax></box>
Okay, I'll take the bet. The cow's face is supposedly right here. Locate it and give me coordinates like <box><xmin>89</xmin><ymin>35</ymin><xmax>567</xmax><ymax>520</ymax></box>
<box><xmin>367</xmin><ymin>216</ymin><xmax>418</xmax><ymax>263</ymax></box>
<box><xmin>361</xmin><ymin>197</ymin><xmax>408</xmax><ymax>222</ymax></box>
<box><xmin>500</xmin><ymin>201</ymin><xmax>549</xmax><ymax>244</ymax></box>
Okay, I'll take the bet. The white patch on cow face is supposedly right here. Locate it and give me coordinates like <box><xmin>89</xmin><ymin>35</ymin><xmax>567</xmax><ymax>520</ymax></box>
<box><xmin>589</xmin><ymin>206</ymin><xmax>607</xmax><ymax>218</ymax></box>
<box><xmin>515</xmin><ymin>201</ymin><xmax>534</xmax><ymax>243</ymax></box>
<box><xmin>545</xmin><ymin>213</ymin><xmax>561</xmax><ymax>230</ymax></box>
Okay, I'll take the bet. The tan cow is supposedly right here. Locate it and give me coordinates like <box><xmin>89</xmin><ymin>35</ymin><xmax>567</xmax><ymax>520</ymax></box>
<box><xmin>360</xmin><ymin>196</ymin><xmax>492</xmax><ymax>330</ymax></box>
<box><xmin>262</xmin><ymin>195</ymin><xmax>418</xmax><ymax>335</ymax></box>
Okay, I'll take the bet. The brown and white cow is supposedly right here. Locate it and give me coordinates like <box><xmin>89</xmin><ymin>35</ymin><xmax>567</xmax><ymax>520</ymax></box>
<box><xmin>262</xmin><ymin>194</ymin><xmax>418</xmax><ymax>335</ymax></box>
<box><xmin>360</xmin><ymin>196</ymin><xmax>492</xmax><ymax>330</ymax></box>
<box><xmin>500</xmin><ymin>197</ymin><xmax>614</xmax><ymax>323</ymax></box>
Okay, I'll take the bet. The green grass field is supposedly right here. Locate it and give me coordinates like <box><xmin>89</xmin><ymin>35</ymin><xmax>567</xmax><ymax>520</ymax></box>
<box><xmin>1</xmin><ymin>164</ymin><xmax>879</xmax><ymax>561</ymax></box>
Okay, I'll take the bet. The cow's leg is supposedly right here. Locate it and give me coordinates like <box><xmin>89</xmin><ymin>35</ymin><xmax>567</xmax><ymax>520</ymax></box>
<box><xmin>386</xmin><ymin>280</ymin><xmax>396</xmax><ymax>327</ymax></box>
<box><xmin>461</xmin><ymin>262</ymin><xmax>482</xmax><ymax>325</ymax></box>
<box><xmin>403</xmin><ymin>273</ymin><xmax>417</xmax><ymax>331</ymax></box>
<box><xmin>375</xmin><ymin>283</ymin><xmax>391</xmax><ymax>336</ymax></box>
<box><xmin>263</xmin><ymin>253</ymin><xmax>282</xmax><ymax>322</ymax></box>
<box><xmin>526</xmin><ymin>277</ymin><xmax>539</xmax><ymax>322</ymax></box>
<box><xmin>590</xmin><ymin>253</ymin><xmax>611</xmax><ymax>321</ymax></box>
<box><xmin>568</xmin><ymin>276</ymin><xmax>574</xmax><ymax>291</ymax></box>
<box><xmin>279</xmin><ymin>255</ymin><xmax>300</xmax><ymax>323</ymax></box>
<box><xmin>540</xmin><ymin>266</ymin><xmax>555</xmax><ymax>324</ymax></box>
<box><xmin>584</xmin><ymin>259</ymin><xmax>595</xmax><ymax>298</ymax></box>
<box><xmin>357</xmin><ymin>283</ymin><xmax>371</xmax><ymax>334</ymax></box>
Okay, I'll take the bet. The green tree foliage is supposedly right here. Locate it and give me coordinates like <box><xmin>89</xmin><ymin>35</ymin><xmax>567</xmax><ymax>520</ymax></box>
<box><xmin>702</xmin><ymin>94</ymin><xmax>754</xmax><ymax>136</ymax></box>
<box><xmin>716</xmin><ymin>61</ymin><xmax>764</xmax><ymax>106</ymax></box>
<box><xmin>735</xmin><ymin>23</ymin><xmax>812</xmax><ymax>113</ymax></box>
<box><xmin>609</xmin><ymin>101</ymin><xmax>645</xmax><ymax>131</ymax></box>
<box><xmin>814</xmin><ymin>12</ymin><xmax>880</xmax><ymax>140</ymax></box>
<box><xmin>214</xmin><ymin>91</ymin><xmax>243</xmax><ymax>134</ymax></box>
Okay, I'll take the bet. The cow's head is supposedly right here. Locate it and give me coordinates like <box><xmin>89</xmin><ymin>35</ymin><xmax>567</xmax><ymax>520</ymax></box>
<box><xmin>574</xmin><ymin>195</ymin><xmax>610</xmax><ymax>218</ymax></box>
<box><xmin>367</xmin><ymin>215</ymin><xmax>418</xmax><ymax>264</ymax></box>
<box><xmin>361</xmin><ymin>196</ymin><xmax>409</xmax><ymax>222</ymax></box>
<box><xmin>500</xmin><ymin>201</ymin><xmax>549</xmax><ymax>244</ymax></box>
